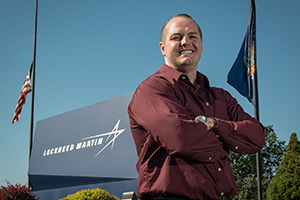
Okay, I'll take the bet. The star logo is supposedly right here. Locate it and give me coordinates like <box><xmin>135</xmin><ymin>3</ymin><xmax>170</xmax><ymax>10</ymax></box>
<box><xmin>81</xmin><ymin>119</ymin><xmax>126</xmax><ymax>157</ymax></box>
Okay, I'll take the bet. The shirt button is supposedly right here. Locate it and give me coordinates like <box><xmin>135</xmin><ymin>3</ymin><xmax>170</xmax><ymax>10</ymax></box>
<box><xmin>220</xmin><ymin>192</ymin><xmax>224</xmax><ymax>196</ymax></box>
<box><xmin>182</xmin><ymin>76</ymin><xmax>186</xmax><ymax>80</ymax></box>
<box><xmin>218</xmin><ymin>168</ymin><xmax>222</xmax><ymax>172</ymax></box>
<box><xmin>235</xmin><ymin>146</ymin><xmax>238</xmax><ymax>149</ymax></box>
<box><xmin>208</xmin><ymin>157</ymin><xmax>212</xmax><ymax>160</ymax></box>
<box><xmin>216</xmin><ymin>135</ymin><xmax>219</xmax><ymax>138</ymax></box>
<box><xmin>206</xmin><ymin>102</ymin><xmax>209</xmax><ymax>106</ymax></box>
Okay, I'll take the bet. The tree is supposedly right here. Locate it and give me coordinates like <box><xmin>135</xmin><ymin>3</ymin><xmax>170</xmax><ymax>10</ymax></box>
<box><xmin>229</xmin><ymin>125</ymin><xmax>286</xmax><ymax>200</ymax></box>
<box><xmin>267</xmin><ymin>132</ymin><xmax>300</xmax><ymax>200</ymax></box>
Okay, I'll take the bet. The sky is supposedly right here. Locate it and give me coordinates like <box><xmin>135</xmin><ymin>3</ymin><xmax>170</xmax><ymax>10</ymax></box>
<box><xmin>1</xmin><ymin>0</ymin><xmax>299</xmax><ymax>187</ymax></box>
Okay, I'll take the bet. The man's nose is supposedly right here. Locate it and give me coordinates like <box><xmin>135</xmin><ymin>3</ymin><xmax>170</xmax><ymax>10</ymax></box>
<box><xmin>181</xmin><ymin>36</ymin><xmax>190</xmax><ymax>46</ymax></box>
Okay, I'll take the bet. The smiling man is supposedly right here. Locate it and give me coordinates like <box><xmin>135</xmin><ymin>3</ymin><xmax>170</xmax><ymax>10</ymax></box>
<box><xmin>128</xmin><ymin>14</ymin><xmax>265</xmax><ymax>200</ymax></box>
<box><xmin>160</xmin><ymin>15</ymin><xmax>203</xmax><ymax>84</ymax></box>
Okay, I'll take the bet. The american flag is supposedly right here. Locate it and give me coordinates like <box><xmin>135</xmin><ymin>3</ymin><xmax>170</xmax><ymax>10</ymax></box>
<box><xmin>12</xmin><ymin>63</ymin><xmax>33</xmax><ymax>124</ymax></box>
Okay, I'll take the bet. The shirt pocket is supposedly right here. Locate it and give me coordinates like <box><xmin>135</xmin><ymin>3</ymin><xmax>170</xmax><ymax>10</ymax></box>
<box><xmin>213</xmin><ymin>100</ymin><xmax>229</xmax><ymax>120</ymax></box>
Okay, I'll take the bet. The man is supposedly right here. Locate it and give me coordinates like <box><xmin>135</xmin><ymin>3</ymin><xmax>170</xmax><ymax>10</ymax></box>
<box><xmin>127</xmin><ymin>14</ymin><xmax>265</xmax><ymax>200</ymax></box>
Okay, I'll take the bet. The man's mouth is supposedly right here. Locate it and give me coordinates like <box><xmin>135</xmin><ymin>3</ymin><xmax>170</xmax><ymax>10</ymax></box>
<box><xmin>180</xmin><ymin>50</ymin><xmax>193</xmax><ymax>55</ymax></box>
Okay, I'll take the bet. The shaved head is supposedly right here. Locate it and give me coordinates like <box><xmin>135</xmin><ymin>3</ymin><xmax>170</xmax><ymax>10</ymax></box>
<box><xmin>161</xmin><ymin>14</ymin><xmax>202</xmax><ymax>43</ymax></box>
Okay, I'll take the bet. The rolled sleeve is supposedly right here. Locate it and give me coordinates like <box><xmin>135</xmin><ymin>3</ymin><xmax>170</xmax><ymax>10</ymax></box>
<box><xmin>213</xmin><ymin>117</ymin><xmax>265</xmax><ymax>154</ymax></box>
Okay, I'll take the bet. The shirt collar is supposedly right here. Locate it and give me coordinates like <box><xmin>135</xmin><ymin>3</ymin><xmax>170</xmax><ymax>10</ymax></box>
<box><xmin>159</xmin><ymin>64</ymin><xmax>211</xmax><ymax>90</ymax></box>
<box><xmin>159</xmin><ymin>64</ymin><xmax>183</xmax><ymax>81</ymax></box>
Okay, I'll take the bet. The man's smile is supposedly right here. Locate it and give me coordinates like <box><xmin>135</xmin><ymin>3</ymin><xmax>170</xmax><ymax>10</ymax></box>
<box><xmin>179</xmin><ymin>50</ymin><xmax>193</xmax><ymax>55</ymax></box>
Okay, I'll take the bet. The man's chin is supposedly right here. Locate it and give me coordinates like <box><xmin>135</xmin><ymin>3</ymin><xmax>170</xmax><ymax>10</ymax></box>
<box><xmin>179</xmin><ymin>59</ymin><xmax>194</xmax><ymax>66</ymax></box>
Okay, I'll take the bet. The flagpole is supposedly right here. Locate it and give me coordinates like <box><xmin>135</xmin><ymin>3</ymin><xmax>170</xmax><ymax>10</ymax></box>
<box><xmin>255</xmin><ymin>106</ymin><xmax>263</xmax><ymax>200</ymax></box>
<box><xmin>255</xmin><ymin>116</ymin><xmax>263</xmax><ymax>200</ymax></box>
<box><xmin>227</xmin><ymin>0</ymin><xmax>262</xmax><ymax>198</ymax></box>
<box><xmin>29</xmin><ymin>0</ymin><xmax>38</xmax><ymax>188</ymax></box>
<box><xmin>250</xmin><ymin>0</ymin><xmax>262</xmax><ymax>198</ymax></box>
<box><xmin>254</xmin><ymin>54</ymin><xmax>262</xmax><ymax>200</ymax></box>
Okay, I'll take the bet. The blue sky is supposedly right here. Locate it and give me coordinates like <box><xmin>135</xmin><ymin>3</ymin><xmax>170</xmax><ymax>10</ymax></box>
<box><xmin>1</xmin><ymin>0</ymin><xmax>299</xmax><ymax>187</ymax></box>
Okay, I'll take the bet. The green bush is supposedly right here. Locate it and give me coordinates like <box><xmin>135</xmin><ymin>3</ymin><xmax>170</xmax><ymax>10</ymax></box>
<box><xmin>63</xmin><ymin>188</ymin><xmax>120</xmax><ymax>200</ymax></box>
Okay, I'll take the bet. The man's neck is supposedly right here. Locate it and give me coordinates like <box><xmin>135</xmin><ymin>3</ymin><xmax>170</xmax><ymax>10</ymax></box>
<box><xmin>164</xmin><ymin>62</ymin><xmax>198</xmax><ymax>85</ymax></box>
<box><xmin>174</xmin><ymin>65</ymin><xmax>198</xmax><ymax>85</ymax></box>
<box><xmin>185</xmin><ymin>70</ymin><xmax>197</xmax><ymax>85</ymax></box>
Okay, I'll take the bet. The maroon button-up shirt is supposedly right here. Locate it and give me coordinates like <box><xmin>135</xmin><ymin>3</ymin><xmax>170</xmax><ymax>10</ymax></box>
<box><xmin>128</xmin><ymin>64</ymin><xmax>265</xmax><ymax>200</ymax></box>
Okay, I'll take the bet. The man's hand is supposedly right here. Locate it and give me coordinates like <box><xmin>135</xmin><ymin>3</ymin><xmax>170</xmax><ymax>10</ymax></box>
<box><xmin>206</xmin><ymin>117</ymin><xmax>217</xmax><ymax>130</ymax></box>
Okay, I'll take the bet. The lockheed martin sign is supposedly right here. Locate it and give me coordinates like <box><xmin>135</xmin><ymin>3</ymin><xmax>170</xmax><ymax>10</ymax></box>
<box><xmin>42</xmin><ymin>119</ymin><xmax>125</xmax><ymax>158</ymax></box>
<box><xmin>28</xmin><ymin>93</ymin><xmax>138</xmax><ymax>199</ymax></box>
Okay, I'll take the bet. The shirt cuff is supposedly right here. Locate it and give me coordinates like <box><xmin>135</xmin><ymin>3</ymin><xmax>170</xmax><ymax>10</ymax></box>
<box><xmin>213</xmin><ymin>118</ymin><xmax>233</xmax><ymax>139</ymax></box>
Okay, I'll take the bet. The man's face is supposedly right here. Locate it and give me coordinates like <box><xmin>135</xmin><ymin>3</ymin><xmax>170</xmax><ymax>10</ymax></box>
<box><xmin>160</xmin><ymin>16</ymin><xmax>203</xmax><ymax>73</ymax></box>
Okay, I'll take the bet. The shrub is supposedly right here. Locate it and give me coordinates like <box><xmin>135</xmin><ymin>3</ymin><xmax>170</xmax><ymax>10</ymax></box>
<box><xmin>63</xmin><ymin>188</ymin><xmax>120</xmax><ymax>200</ymax></box>
<box><xmin>0</xmin><ymin>181</ymin><xmax>39</xmax><ymax>200</ymax></box>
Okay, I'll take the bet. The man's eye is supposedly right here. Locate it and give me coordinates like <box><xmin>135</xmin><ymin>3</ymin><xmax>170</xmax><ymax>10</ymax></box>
<box><xmin>171</xmin><ymin>36</ymin><xmax>181</xmax><ymax>40</ymax></box>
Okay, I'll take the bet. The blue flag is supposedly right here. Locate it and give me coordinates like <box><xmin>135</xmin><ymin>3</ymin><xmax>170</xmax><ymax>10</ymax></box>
<box><xmin>227</xmin><ymin>0</ymin><xmax>258</xmax><ymax>109</ymax></box>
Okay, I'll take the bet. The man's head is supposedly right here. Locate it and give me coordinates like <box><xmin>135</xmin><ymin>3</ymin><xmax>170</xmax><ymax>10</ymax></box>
<box><xmin>160</xmin><ymin>14</ymin><xmax>202</xmax><ymax>43</ymax></box>
<box><xmin>160</xmin><ymin>14</ymin><xmax>203</xmax><ymax>74</ymax></box>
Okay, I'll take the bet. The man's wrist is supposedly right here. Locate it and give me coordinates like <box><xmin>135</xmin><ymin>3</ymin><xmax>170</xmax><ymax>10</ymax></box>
<box><xmin>206</xmin><ymin>117</ymin><xmax>217</xmax><ymax>130</ymax></box>
<box><xmin>195</xmin><ymin>115</ymin><xmax>217</xmax><ymax>130</ymax></box>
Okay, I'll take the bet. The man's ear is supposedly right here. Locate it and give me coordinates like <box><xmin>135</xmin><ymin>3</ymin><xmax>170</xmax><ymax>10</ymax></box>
<box><xmin>160</xmin><ymin>42</ymin><xmax>166</xmax><ymax>56</ymax></box>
